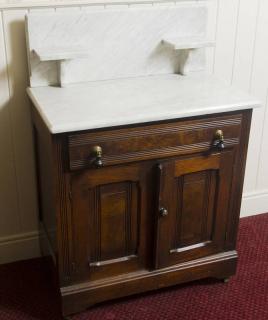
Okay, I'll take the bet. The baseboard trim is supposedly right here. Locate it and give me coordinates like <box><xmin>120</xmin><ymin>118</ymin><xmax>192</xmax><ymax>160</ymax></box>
<box><xmin>241</xmin><ymin>189</ymin><xmax>268</xmax><ymax>217</ymax></box>
<box><xmin>0</xmin><ymin>231</ymin><xmax>41</xmax><ymax>264</ymax></box>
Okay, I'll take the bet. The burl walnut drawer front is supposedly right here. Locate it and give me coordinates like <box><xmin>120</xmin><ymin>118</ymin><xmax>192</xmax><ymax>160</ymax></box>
<box><xmin>67</xmin><ymin>113</ymin><xmax>242</xmax><ymax>171</ymax></box>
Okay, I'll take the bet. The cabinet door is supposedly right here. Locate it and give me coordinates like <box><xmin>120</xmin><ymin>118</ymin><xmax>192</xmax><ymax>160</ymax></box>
<box><xmin>154</xmin><ymin>151</ymin><xmax>235</xmax><ymax>269</ymax></box>
<box><xmin>70</xmin><ymin>163</ymin><xmax>152</xmax><ymax>282</ymax></box>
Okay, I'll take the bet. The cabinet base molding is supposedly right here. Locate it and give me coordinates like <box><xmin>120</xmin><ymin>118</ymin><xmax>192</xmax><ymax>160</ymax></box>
<box><xmin>61</xmin><ymin>251</ymin><xmax>237</xmax><ymax>316</ymax></box>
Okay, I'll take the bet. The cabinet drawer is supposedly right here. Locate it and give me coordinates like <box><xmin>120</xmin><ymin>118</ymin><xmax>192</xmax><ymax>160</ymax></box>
<box><xmin>67</xmin><ymin>113</ymin><xmax>242</xmax><ymax>171</ymax></box>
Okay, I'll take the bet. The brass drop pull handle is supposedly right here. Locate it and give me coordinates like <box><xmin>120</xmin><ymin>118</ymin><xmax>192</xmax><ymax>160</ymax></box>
<box><xmin>92</xmin><ymin>146</ymin><xmax>103</xmax><ymax>168</ymax></box>
<box><xmin>213</xmin><ymin>129</ymin><xmax>225</xmax><ymax>150</ymax></box>
<box><xmin>159</xmin><ymin>207</ymin><xmax>168</xmax><ymax>217</ymax></box>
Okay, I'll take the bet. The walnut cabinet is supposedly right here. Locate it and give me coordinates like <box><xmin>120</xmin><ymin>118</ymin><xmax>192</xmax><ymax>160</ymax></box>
<box><xmin>32</xmin><ymin>108</ymin><xmax>252</xmax><ymax>316</ymax></box>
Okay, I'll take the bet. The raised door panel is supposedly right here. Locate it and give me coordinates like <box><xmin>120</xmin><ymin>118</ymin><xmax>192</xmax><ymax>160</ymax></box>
<box><xmin>155</xmin><ymin>151</ymin><xmax>235</xmax><ymax>269</ymax></box>
<box><xmin>89</xmin><ymin>181</ymin><xmax>138</xmax><ymax>264</ymax></box>
<box><xmin>172</xmin><ymin>170</ymin><xmax>216</xmax><ymax>251</ymax></box>
<box><xmin>70</xmin><ymin>163</ymin><xmax>151</xmax><ymax>282</ymax></box>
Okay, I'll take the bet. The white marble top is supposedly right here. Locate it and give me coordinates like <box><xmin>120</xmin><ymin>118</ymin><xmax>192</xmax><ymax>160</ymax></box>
<box><xmin>27</xmin><ymin>74</ymin><xmax>261</xmax><ymax>134</ymax></box>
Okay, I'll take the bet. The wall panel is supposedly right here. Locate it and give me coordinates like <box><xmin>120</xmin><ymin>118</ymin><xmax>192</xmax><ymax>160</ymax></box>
<box><xmin>251</xmin><ymin>0</ymin><xmax>268</xmax><ymax>191</ymax></box>
<box><xmin>230</xmin><ymin>0</ymin><xmax>261</xmax><ymax>193</ymax></box>
<box><xmin>0</xmin><ymin>12</ymin><xmax>21</xmax><ymax>237</ymax></box>
<box><xmin>2</xmin><ymin>9</ymin><xmax>38</xmax><ymax>233</ymax></box>
<box><xmin>205</xmin><ymin>0</ymin><xmax>218</xmax><ymax>74</ymax></box>
<box><xmin>213</xmin><ymin>0</ymin><xmax>240</xmax><ymax>84</ymax></box>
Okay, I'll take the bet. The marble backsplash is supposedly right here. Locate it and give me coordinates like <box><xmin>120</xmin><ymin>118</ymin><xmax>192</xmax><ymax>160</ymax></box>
<box><xmin>26</xmin><ymin>3</ymin><xmax>209</xmax><ymax>86</ymax></box>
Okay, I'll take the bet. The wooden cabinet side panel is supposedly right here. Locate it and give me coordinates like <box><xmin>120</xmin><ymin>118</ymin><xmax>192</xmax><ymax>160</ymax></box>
<box><xmin>52</xmin><ymin>136</ymin><xmax>76</xmax><ymax>286</ymax></box>
<box><xmin>225</xmin><ymin>109</ymin><xmax>253</xmax><ymax>249</ymax></box>
<box><xmin>32</xmin><ymin>106</ymin><xmax>57</xmax><ymax>259</ymax></box>
<box><xmin>32</xmin><ymin>104</ymin><xmax>76</xmax><ymax>286</ymax></box>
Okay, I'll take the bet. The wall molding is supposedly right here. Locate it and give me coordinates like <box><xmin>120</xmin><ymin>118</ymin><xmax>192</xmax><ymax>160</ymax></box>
<box><xmin>0</xmin><ymin>0</ymin><xmax>205</xmax><ymax>10</ymax></box>
<box><xmin>0</xmin><ymin>231</ymin><xmax>40</xmax><ymax>264</ymax></box>
<box><xmin>241</xmin><ymin>189</ymin><xmax>268</xmax><ymax>217</ymax></box>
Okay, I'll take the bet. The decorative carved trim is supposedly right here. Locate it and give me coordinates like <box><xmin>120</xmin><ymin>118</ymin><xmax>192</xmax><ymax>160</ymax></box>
<box><xmin>68</xmin><ymin>117</ymin><xmax>242</xmax><ymax>147</ymax></box>
<box><xmin>90</xmin><ymin>186</ymin><xmax>101</xmax><ymax>263</ymax></box>
<box><xmin>70</xmin><ymin>138</ymin><xmax>240</xmax><ymax>170</ymax></box>
<box><xmin>173</xmin><ymin>175</ymin><xmax>183</xmax><ymax>249</ymax></box>
<box><xmin>125</xmin><ymin>182</ymin><xmax>132</xmax><ymax>256</ymax></box>
<box><xmin>199</xmin><ymin>170</ymin><xmax>212</xmax><ymax>241</ymax></box>
<box><xmin>206</xmin><ymin>170</ymin><xmax>217</xmax><ymax>239</ymax></box>
<box><xmin>54</xmin><ymin>138</ymin><xmax>74</xmax><ymax>282</ymax></box>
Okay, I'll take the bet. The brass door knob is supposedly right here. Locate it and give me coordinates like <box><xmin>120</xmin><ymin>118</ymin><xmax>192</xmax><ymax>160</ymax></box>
<box><xmin>92</xmin><ymin>146</ymin><xmax>103</xmax><ymax>168</ymax></box>
<box><xmin>213</xmin><ymin>129</ymin><xmax>225</xmax><ymax>150</ymax></box>
<box><xmin>159</xmin><ymin>207</ymin><xmax>168</xmax><ymax>217</ymax></box>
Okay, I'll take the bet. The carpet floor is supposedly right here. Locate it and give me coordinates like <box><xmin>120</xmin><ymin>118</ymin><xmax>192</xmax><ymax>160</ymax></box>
<box><xmin>0</xmin><ymin>213</ymin><xmax>267</xmax><ymax>320</ymax></box>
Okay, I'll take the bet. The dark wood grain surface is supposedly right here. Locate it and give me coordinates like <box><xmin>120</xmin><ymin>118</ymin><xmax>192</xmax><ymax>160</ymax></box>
<box><xmin>31</xmin><ymin>106</ymin><xmax>252</xmax><ymax>316</ymax></box>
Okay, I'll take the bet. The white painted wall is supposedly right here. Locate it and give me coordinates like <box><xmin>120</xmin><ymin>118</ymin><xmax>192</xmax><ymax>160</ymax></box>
<box><xmin>0</xmin><ymin>0</ymin><xmax>267</xmax><ymax>264</ymax></box>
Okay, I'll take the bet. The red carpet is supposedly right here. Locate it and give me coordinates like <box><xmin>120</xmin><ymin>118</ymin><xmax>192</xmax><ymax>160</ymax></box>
<box><xmin>0</xmin><ymin>213</ymin><xmax>267</xmax><ymax>320</ymax></box>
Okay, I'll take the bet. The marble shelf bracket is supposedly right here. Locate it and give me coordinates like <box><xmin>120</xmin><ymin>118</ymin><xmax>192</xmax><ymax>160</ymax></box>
<box><xmin>162</xmin><ymin>37</ymin><xmax>215</xmax><ymax>75</ymax></box>
<box><xmin>33</xmin><ymin>47</ymin><xmax>89</xmax><ymax>87</ymax></box>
